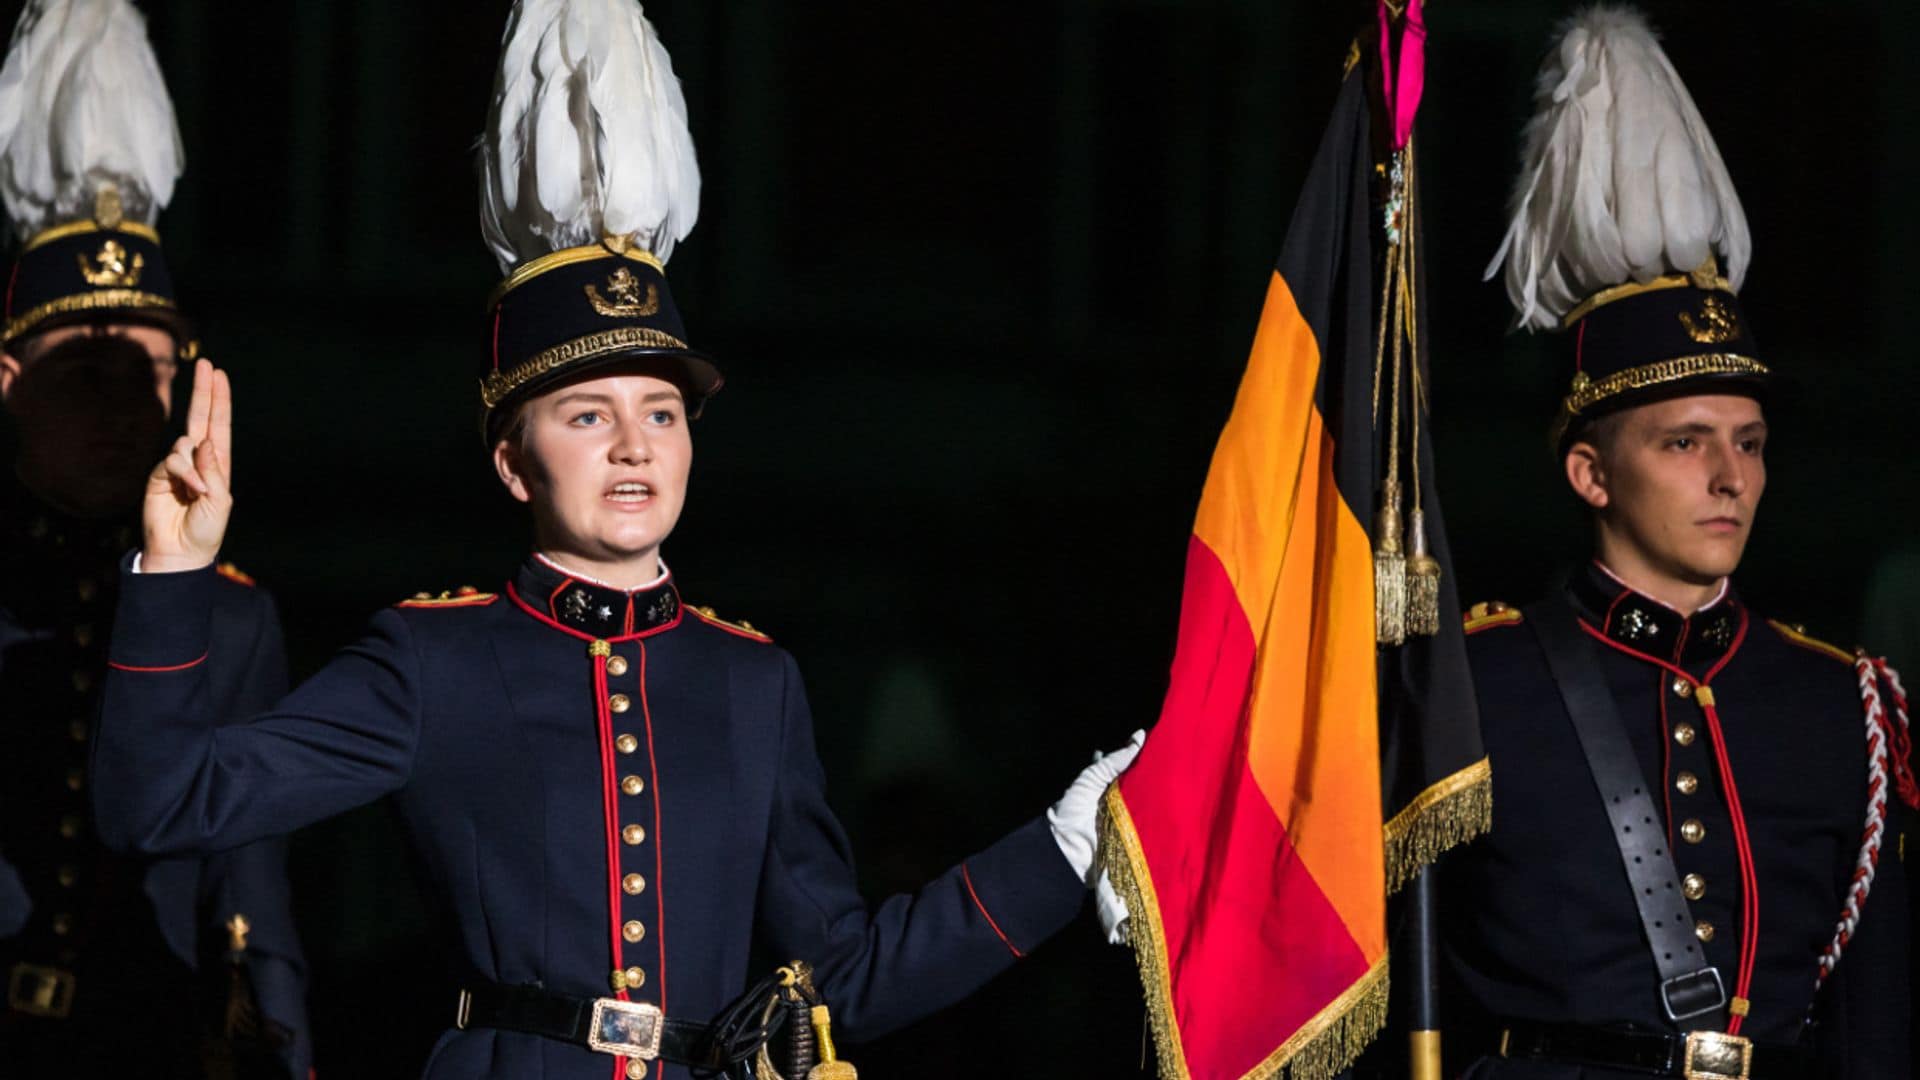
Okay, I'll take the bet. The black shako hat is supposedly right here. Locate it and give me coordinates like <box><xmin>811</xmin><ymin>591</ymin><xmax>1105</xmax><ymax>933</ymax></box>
<box><xmin>0</xmin><ymin>1</ymin><xmax>193</xmax><ymax>354</ymax></box>
<box><xmin>479</xmin><ymin>239</ymin><xmax>721</xmax><ymax>444</ymax></box>
<box><xmin>1550</xmin><ymin>264</ymin><xmax>1769</xmax><ymax>450</ymax></box>
<box><xmin>3</xmin><ymin>200</ymin><xmax>191</xmax><ymax>350</ymax></box>
<box><xmin>1488</xmin><ymin>7</ymin><xmax>1769</xmax><ymax>454</ymax></box>
<box><xmin>475</xmin><ymin>1</ymin><xmax>716</xmax><ymax>445</ymax></box>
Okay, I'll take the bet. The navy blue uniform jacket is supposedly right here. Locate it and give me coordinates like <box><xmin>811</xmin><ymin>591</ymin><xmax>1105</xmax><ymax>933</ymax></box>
<box><xmin>95</xmin><ymin>555</ymin><xmax>1085</xmax><ymax>1079</ymax></box>
<box><xmin>0</xmin><ymin>481</ymin><xmax>308</xmax><ymax>1078</ymax></box>
<box><xmin>1445</xmin><ymin>566</ymin><xmax>1912</xmax><ymax>1079</ymax></box>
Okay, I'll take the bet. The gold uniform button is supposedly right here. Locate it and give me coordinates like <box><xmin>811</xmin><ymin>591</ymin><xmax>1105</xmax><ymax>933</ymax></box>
<box><xmin>1683</xmin><ymin>873</ymin><xmax>1707</xmax><ymax>900</ymax></box>
<box><xmin>606</xmin><ymin>656</ymin><xmax>630</xmax><ymax>677</ymax></box>
<box><xmin>66</xmin><ymin>768</ymin><xmax>84</xmax><ymax>792</ymax></box>
<box><xmin>56</xmin><ymin>865</ymin><xmax>77</xmax><ymax>888</ymax></box>
<box><xmin>1695</xmin><ymin>920</ymin><xmax>1716</xmax><ymax>943</ymax></box>
<box><xmin>608</xmin><ymin>693</ymin><xmax>632</xmax><ymax>714</ymax></box>
<box><xmin>624</xmin><ymin>966</ymin><xmax>646</xmax><ymax>988</ymax></box>
<box><xmin>623</xmin><ymin>824</ymin><xmax>646</xmax><ymax>846</ymax></box>
<box><xmin>76</xmin><ymin>579</ymin><xmax>96</xmax><ymax>603</ymax></box>
<box><xmin>59</xmin><ymin>815</ymin><xmax>81</xmax><ymax>840</ymax></box>
<box><xmin>73</xmin><ymin>625</ymin><xmax>93</xmax><ymax>648</ymax></box>
<box><xmin>69</xmin><ymin>719</ymin><xmax>87</xmax><ymax>743</ymax></box>
<box><xmin>1675</xmin><ymin>771</ymin><xmax>1700</xmax><ymax>796</ymax></box>
<box><xmin>1680</xmin><ymin>819</ymin><xmax>1706</xmax><ymax>844</ymax></box>
<box><xmin>1671</xmin><ymin>677</ymin><xmax>1693</xmax><ymax>699</ymax></box>
<box><xmin>51</xmin><ymin>913</ymin><xmax>72</xmax><ymax>936</ymax></box>
<box><xmin>1673</xmin><ymin>723</ymin><xmax>1697</xmax><ymax>747</ymax></box>
<box><xmin>615</xmin><ymin>734</ymin><xmax>639</xmax><ymax>755</ymax></box>
<box><xmin>626</xmin><ymin>1060</ymin><xmax>648</xmax><ymax>1079</ymax></box>
<box><xmin>623</xmin><ymin>920</ymin><xmax>646</xmax><ymax>943</ymax></box>
<box><xmin>623</xmin><ymin>873</ymin><xmax>647</xmax><ymax>895</ymax></box>
<box><xmin>621</xmin><ymin>775</ymin><xmax>645</xmax><ymax>797</ymax></box>
<box><xmin>71</xmin><ymin>670</ymin><xmax>93</xmax><ymax>694</ymax></box>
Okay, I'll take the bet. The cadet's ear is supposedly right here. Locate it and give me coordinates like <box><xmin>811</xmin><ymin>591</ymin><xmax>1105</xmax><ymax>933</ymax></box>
<box><xmin>1565</xmin><ymin>441</ymin><xmax>1610</xmax><ymax>510</ymax></box>
<box><xmin>493</xmin><ymin>437</ymin><xmax>533</xmax><ymax>504</ymax></box>
<box><xmin>0</xmin><ymin>350</ymin><xmax>20</xmax><ymax>402</ymax></box>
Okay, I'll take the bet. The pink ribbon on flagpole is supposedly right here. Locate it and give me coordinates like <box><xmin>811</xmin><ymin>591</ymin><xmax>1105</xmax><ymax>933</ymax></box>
<box><xmin>1378</xmin><ymin>0</ymin><xmax>1426</xmax><ymax>150</ymax></box>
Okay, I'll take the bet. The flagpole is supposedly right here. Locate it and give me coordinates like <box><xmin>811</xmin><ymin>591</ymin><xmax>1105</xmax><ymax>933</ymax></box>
<box><xmin>1406</xmin><ymin>866</ymin><xmax>1442</xmax><ymax>1080</ymax></box>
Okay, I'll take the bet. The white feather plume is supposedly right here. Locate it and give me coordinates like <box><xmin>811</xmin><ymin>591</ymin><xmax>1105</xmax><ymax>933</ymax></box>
<box><xmin>0</xmin><ymin>0</ymin><xmax>183</xmax><ymax>240</ymax></box>
<box><xmin>478</xmin><ymin>0</ymin><xmax>701</xmax><ymax>275</ymax></box>
<box><xmin>1486</xmin><ymin>5</ymin><xmax>1750</xmax><ymax>331</ymax></box>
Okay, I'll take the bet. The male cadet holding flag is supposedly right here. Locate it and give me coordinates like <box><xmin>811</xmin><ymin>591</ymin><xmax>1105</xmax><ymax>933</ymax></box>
<box><xmin>1454</xmin><ymin>8</ymin><xmax>1914</xmax><ymax>1078</ymax></box>
<box><xmin>0</xmin><ymin>2</ymin><xmax>308</xmax><ymax>1076</ymax></box>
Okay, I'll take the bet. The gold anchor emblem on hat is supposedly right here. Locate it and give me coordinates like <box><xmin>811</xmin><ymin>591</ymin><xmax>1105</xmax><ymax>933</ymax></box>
<box><xmin>76</xmin><ymin>239</ymin><xmax>143</xmax><ymax>288</ymax></box>
<box><xmin>584</xmin><ymin>267</ymin><xmax>660</xmax><ymax>318</ymax></box>
<box><xmin>1678</xmin><ymin>295</ymin><xmax>1739</xmax><ymax>344</ymax></box>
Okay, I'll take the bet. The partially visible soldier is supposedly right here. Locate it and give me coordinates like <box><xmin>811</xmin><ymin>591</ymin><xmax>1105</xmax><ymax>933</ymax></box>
<box><xmin>1448</xmin><ymin>7</ymin><xmax>1913</xmax><ymax>1079</ymax></box>
<box><xmin>0</xmin><ymin>1</ymin><xmax>308</xmax><ymax>1076</ymax></box>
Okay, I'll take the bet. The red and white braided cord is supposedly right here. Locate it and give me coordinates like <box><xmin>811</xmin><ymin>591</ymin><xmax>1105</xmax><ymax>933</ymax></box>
<box><xmin>1818</xmin><ymin>655</ymin><xmax>1912</xmax><ymax>987</ymax></box>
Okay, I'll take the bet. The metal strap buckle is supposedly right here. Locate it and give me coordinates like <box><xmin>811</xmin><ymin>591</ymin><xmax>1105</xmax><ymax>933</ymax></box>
<box><xmin>1682</xmin><ymin>1030</ymin><xmax>1753</xmax><ymax>1080</ymax></box>
<box><xmin>587</xmin><ymin>998</ymin><xmax>664</xmax><ymax>1060</ymax></box>
<box><xmin>1660</xmin><ymin>967</ymin><xmax>1728</xmax><ymax>1022</ymax></box>
<box><xmin>6</xmin><ymin>962</ymin><xmax>77</xmax><ymax>1019</ymax></box>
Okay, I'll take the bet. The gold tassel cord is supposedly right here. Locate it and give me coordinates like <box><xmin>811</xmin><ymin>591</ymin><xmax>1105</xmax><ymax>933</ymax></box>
<box><xmin>1399</xmin><ymin>141</ymin><xmax>1441</xmax><ymax>637</ymax></box>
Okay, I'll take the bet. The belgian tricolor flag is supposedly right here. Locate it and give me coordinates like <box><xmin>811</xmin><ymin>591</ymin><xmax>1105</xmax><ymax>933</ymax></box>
<box><xmin>1098</xmin><ymin>48</ymin><xmax>1487</xmax><ymax>1080</ymax></box>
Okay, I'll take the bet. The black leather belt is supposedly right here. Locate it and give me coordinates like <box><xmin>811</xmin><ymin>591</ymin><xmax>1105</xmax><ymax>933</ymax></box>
<box><xmin>1500</xmin><ymin>1021</ymin><xmax>1814</xmax><ymax>1079</ymax></box>
<box><xmin>1529</xmin><ymin>596</ymin><xmax>1729</xmax><ymax>1026</ymax></box>
<box><xmin>457</xmin><ymin>983</ymin><xmax>724</xmax><ymax>1069</ymax></box>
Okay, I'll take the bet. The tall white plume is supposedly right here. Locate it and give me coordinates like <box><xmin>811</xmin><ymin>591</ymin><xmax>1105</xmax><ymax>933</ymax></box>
<box><xmin>0</xmin><ymin>0</ymin><xmax>183</xmax><ymax>240</ymax></box>
<box><xmin>479</xmin><ymin>0</ymin><xmax>701</xmax><ymax>275</ymax></box>
<box><xmin>1486</xmin><ymin>5</ymin><xmax>1750</xmax><ymax>331</ymax></box>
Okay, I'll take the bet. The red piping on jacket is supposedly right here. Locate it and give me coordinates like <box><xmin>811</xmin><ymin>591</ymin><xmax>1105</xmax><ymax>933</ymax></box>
<box><xmin>108</xmin><ymin>653</ymin><xmax>208</xmax><ymax>673</ymax></box>
<box><xmin>961</xmin><ymin>864</ymin><xmax>1022</xmax><ymax>959</ymax></box>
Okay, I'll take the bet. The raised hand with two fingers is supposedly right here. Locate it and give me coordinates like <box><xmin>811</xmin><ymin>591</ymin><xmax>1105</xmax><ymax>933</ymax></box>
<box><xmin>142</xmin><ymin>357</ymin><xmax>233</xmax><ymax>573</ymax></box>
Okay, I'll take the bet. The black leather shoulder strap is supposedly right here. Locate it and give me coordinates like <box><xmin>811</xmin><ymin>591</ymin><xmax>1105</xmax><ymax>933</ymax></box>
<box><xmin>1526</xmin><ymin>594</ymin><xmax>1729</xmax><ymax>1029</ymax></box>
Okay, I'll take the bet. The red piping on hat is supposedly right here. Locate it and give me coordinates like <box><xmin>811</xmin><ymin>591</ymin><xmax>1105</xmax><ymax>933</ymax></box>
<box><xmin>1575</xmin><ymin>317</ymin><xmax>1588</xmax><ymax>373</ymax></box>
<box><xmin>490</xmin><ymin>306</ymin><xmax>503</xmax><ymax>374</ymax></box>
<box><xmin>4</xmin><ymin>260</ymin><xmax>18</xmax><ymax>320</ymax></box>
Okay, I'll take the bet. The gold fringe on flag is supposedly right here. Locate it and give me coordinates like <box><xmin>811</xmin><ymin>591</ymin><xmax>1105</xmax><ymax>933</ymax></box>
<box><xmin>1097</xmin><ymin>787</ymin><xmax>1392</xmax><ymax>1080</ymax></box>
<box><xmin>1382</xmin><ymin>756</ymin><xmax>1493</xmax><ymax>894</ymax></box>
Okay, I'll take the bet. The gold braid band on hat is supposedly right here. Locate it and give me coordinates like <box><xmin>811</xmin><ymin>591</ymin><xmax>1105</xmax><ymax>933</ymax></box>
<box><xmin>1552</xmin><ymin>352</ymin><xmax>1769</xmax><ymax>445</ymax></box>
<box><xmin>3</xmin><ymin>288</ymin><xmax>177</xmax><ymax>342</ymax></box>
<box><xmin>480</xmin><ymin>324</ymin><xmax>691</xmax><ymax>409</ymax></box>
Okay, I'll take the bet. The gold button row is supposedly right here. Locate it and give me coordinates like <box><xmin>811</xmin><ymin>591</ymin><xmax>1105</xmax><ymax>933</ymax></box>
<box><xmin>1675</xmin><ymin>771</ymin><xmax>1699</xmax><ymax>796</ymax></box>
<box><xmin>606</xmin><ymin>655</ymin><xmax>630</xmax><ymax>677</ymax></box>
<box><xmin>1680</xmin><ymin>819</ymin><xmax>1706</xmax><ymax>844</ymax></box>
<box><xmin>621</xmin><ymin>775</ymin><xmax>645</xmax><ymax>797</ymax></box>
<box><xmin>623</xmin><ymin>920</ymin><xmax>647</xmax><ymax>943</ymax></box>
<box><xmin>1673</xmin><ymin>723</ymin><xmax>1696</xmax><ymax>747</ymax></box>
<box><xmin>622</xmin><ymin>873</ymin><xmax>647</xmax><ymax>896</ymax></box>
<box><xmin>609</xmin><ymin>694</ymin><xmax>631</xmax><ymax>714</ymax></box>
<box><xmin>616</xmin><ymin>734</ymin><xmax>639</xmax><ymax>755</ymax></box>
<box><xmin>623</xmin><ymin>824</ymin><xmax>646</xmax><ymax>846</ymax></box>
<box><xmin>627</xmin><ymin>1060</ymin><xmax>648</xmax><ymax>1079</ymax></box>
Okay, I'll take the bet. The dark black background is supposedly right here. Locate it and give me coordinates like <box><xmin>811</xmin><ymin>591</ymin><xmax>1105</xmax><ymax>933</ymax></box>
<box><xmin>11</xmin><ymin>1</ymin><xmax>1918</xmax><ymax>1074</ymax></box>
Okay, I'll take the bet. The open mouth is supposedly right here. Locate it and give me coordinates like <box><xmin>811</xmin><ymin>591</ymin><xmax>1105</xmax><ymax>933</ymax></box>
<box><xmin>607</xmin><ymin>481</ymin><xmax>654</xmax><ymax>505</ymax></box>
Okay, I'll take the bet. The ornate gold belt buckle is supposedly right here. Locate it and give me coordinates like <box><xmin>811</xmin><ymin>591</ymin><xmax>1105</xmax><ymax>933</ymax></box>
<box><xmin>1682</xmin><ymin>1030</ymin><xmax>1752</xmax><ymax>1080</ymax></box>
<box><xmin>6</xmin><ymin>962</ymin><xmax>76</xmax><ymax>1019</ymax></box>
<box><xmin>587</xmin><ymin>998</ymin><xmax>664</xmax><ymax>1060</ymax></box>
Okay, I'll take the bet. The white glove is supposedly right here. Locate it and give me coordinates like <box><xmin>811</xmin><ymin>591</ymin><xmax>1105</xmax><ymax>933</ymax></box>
<box><xmin>1095</xmin><ymin>869</ymin><xmax>1130</xmax><ymax>946</ymax></box>
<box><xmin>1048</xmin><ymin>729</ymin><xmax>1147</xmax><ymax>942</ymax></box>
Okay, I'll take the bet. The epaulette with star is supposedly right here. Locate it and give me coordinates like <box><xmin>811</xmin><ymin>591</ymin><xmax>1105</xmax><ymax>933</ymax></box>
<box><xmin>215</xmin><ymin>561</ymin><xmax>257</xmax><ymax>587</ymax></box>
<box><xmin>688</xmin><ymin>604</ymin><xmax>771</xmax><ymax>643</ymax></box>
<box><xmin>397</xmin><ymin>585</ymin><xmax>499</xmax><ymax>609</ymax></box>
<box><xmin>1463</xmin><ymin>600</ymin><xmax>1523</xmax><ymax>634</ymax></box>
<box><xmin>1767</xmin><ymin>620</ymin><xmax>1855</xmax><ymax>665</ymax></box>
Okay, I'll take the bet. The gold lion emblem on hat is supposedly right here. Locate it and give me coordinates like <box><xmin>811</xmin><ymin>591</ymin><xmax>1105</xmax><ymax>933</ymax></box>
<box><xmin>585</xmin><ymin>266</ymin><xmax>660</xmax><ymax>318</ymax></box>
<box><xmin>77</xmin><ymin>238</ymin><xmax>143</xmax><ymax>288</ymax></box>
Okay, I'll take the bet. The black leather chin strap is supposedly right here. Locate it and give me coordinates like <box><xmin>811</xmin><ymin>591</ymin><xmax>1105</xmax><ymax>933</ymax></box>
<box><xmin>1528</xmin><ymin>595</ymin><xmax>1729</xmax><ymax>1030</ymax></box>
